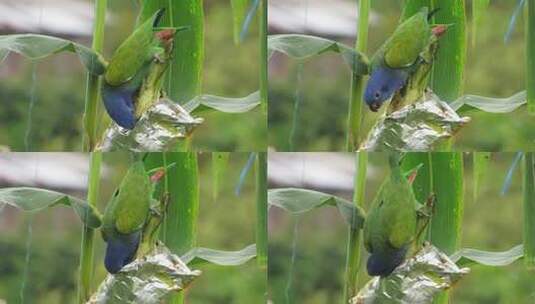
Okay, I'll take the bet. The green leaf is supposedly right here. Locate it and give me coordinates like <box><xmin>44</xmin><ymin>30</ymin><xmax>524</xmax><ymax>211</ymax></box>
<box><xmin>268</xmin><ymin>188</ymin><xmax>366</xmax><ymax>229</ymax></box>
<box><xmin>451</xmin><ymin>91</ymin><xmax>526</xmax><ymax>114</ymax></box>
<box><xmin>212</xmin><ymin>152</ymin><xmax>230</xmax><ymax>202</ymax></box>
<box><xmin>472</xmin><ymin>0</ymin><xmax>490</xmax><ymax>47</ymax></box>
<box><xmin>451</xmin><ymin>244</ymin><xmax>524</xmax><ymax>267</ymax></box>
<box><xmin>184</xmin><ymin>91</ymin><xmax>261</xmax><ymax>114</ymax></box>
<box><xmin>268</xmin><ymin>34</ymin><xmax>369</xmax><ymax>75</ymax></box>
<box><xmin>0</xmin><ymin>34</ymin><xmax>107</xmax><ymax>75</ymax></box>
<box><xmin>473</xmin><ymin>152</ymin><xmax>491</xmax><ymax>202</ymax></box>
<box><xmin>181</xmin><ymin>244</ymin><xmax>257</xmax><ymax>266</ymax></box>
<box><xmin>0</xmin><ymin>187</ymin><xmax>102</xmax><ymax>228</ymax></box>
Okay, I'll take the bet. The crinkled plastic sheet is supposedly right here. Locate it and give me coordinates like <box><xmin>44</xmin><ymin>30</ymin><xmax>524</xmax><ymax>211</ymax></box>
<box><xmin>88</xmin><ymin>244</ymin><xmax>201</xmax><ymax>304</ymax></box>
<box><xmin>97</xmin><ymin>99</ymin><xmax>203</xmax><ymax>151</ymax></box>
<box><xmin>350</xmin><ymin>245</ymin><xmax>469</xmax><ymax>304</ymax></box>
<box><xmin>360</xmin><ymin>94</ymin><xmax>470</xmax><ymax>151</ymax></box>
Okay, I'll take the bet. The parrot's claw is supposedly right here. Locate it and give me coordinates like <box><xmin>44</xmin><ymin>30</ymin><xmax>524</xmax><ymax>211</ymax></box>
<box><xmin>417</xmin><ymin>193</ymin><xmax>436</xmax><ymax>218</ymax></box>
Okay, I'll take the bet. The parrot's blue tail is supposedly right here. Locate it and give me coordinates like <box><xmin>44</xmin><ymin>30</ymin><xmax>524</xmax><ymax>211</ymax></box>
<box><xmin>102</xmin><ymin>83</ymin><xmax>137</xmax><ymax>130</ymax></box>
<box><xmin>104</xmin><ymin>231</ymin><xmax>141</xmax><ymax>274</ymax></box>
<box><xmin>366</xmin><ymin>246</ymin><xmax>408</xmax><ymax>277</ymax></box>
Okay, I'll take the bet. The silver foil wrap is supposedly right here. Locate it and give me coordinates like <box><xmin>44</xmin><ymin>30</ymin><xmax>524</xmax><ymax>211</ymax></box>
<box><xmin>351</xmin><ymin>245</ymin><xmax>469</xmax><ymax>304</ymax></box>
<box><xmin>360</xmin><ymin>95</ymin><xmax>470</xmax><ymax>151</ymax></box>
<box><xmin>97</xmin><ymin>99</ymin><xmax>204</xmax><ymax>151</ymax></box>
<box><xmin>88</xmin><ymin>245</ymin><xmax>201</xmax><ymax>304</ymax></box>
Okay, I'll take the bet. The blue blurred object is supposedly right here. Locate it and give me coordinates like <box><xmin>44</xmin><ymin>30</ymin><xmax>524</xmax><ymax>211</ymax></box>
<box><xmin>501</xmin><ymin>152</ymin><xmax>523</xmax><ymax>196</ymax></box>
<box><xmin>366</xmin><ymin>245</ymin><xmax>408</xmax><ymax>277</ymax></box>
<box><xmin>102</xmin><ymin>82</ymin><xmax>137</xmax><ymax>130</ymax></box>
<box><xmin>104</xmin><ymin>231</ymin><xmax>141</xmax><ymax>274</ymax></box>
<box><xmin>504</xmin><ymin>0</ymin><xmax>526</xmax><ymax>43</ymax></box>
<box><xmin>364</xmin><ymin>66</ymin><xmax>408</xmax><ymax>112</ymax></box>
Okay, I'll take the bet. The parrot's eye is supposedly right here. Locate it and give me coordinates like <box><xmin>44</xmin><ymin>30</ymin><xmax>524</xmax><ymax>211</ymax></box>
<box><xmin>374</xmin><ymin>92</ymin><xmax>381</xmax><ymax>99</ymax></box>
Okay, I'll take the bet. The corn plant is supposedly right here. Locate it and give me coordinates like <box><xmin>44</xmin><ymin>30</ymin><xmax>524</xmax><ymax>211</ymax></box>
<box><xmin>0</xmin><ymin>1</ymin><xmax>263</xmax><ymax>152</ymax></box>
<box><xmin>267</xmin><ymin>1</ymin><xmax>532</xmax><ymax>151</ymax></box>
<box><xmin>268</xmin><ymin>152</ymin><xmax>526</xmax><ymax>303</ymax></box>
<box><xmin>0</xmin><ymin>152</ymin><xmax>260</xmax><ymax>303</ymax></box>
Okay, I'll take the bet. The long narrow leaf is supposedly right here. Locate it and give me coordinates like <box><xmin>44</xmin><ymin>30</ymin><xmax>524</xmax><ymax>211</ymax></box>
<box><xmin>268</xmin><ymin>188</ymin><xmax>366</xmax><ymax>229</ymax></box>
<box><xmin>451</xmin><ymin>244</ymin><xmax>523</xmax><ymax>267</ymax></box>
<box><xmin>0</xmin><ymin>34</ymin><xmax>106</xmax><ymax>75</ymax></box>
<box><xmin>0</xmin><ymin>187</ymin><xmax>101</xmax><ymax>228</ymax></box>
<box><xmin>451</xmin><ymin>91</ymin><xmax>526</xmax><ymax>114</ymax></box>
<box><xmin>184</xmin><ymin>91</ymin><xmax>261</xmax><ymax>114</ymax></box>
<box><xmin>181</xmin><ymin>244</ymin><xmax>256</xmax><ymax>266</ymax></box>
<box><xmin>268</xmin><ymin>34</ymin><xmax>369</xmax><ymax>75</ymax></box>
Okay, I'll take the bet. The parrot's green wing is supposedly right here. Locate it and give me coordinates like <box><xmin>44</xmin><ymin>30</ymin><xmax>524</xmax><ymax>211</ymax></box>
<box><xmin>104</xmin><ymin>9</ymin><xmax>165</xmax><ymax>86</ymax></box>
<box><xmin>381</xmin><ymin>9</ymin><xmax>431</xmax><ymax>69</ymax></box>
<box><xmin>364</xmin><ymin>171</ymin><xmax>417</xmax><ymax>252</ymax></box>
<box><xmin>102</xmin><ymin>161</ymin><xmax>152</xmax><ymax>237</ymax></box>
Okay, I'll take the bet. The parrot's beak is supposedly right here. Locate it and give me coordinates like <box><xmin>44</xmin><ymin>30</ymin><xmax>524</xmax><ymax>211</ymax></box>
<box><xmin>369</xmin><ymin>102</ymin><xmax>381</xmax><ymax>112</ymax></box>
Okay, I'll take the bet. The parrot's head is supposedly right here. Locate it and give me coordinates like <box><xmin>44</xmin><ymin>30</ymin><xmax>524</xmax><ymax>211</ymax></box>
<box><xmin>364</xmin><ymin>66</ymin><xmax>409</xmax><ymax>112</ymax></box>
<box><xmin>366</xmin><ymin>245</ymin><xmax>408</xmax><ymax>277</ymax></box>
<box><xmin>104</xmin><ymin>231</ymin><xmax>141</xmax><ymax>274</ymax></box>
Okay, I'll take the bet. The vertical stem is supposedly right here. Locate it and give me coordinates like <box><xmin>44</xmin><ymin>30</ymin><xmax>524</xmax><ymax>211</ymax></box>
<box><xmin>346</xmin><ymin>0</ymin><xmax>370</xmax><ymax>151</ymax></box>
<box><xmin>165</xmin><ymin>152</ymin><xmax>200</xmax><ymax>304</ymax></box>
<box><xmin>343</xmin><ymin>152</ymin><xmax>367</xmax><ymax>302</ymax></box>
<box><xmin>77</xmin><ymin>152</ymin><xmax>102</xmax><ymax>303</ymax></box>
<box><xmin>429</xmin><ymin>152</ymin><xmax>464</xmax><ymax>304</ymax></box>
<box><xmin>259</xmin><ymin>0</ymin><xmax>268</xmax><ymax>115</ymax></box>
<box><xmin>401</xmin><ymin>0</ymin><xmax>430</xmax><ymax>21</ymax></box>
<box><xmin>430</xmin><ymin>0</ymin><xmax>466</xmax><ymax>102</ymax></box>
<box><xmin>256</xmin><ymin>152</ymin><xmax>268</xmax><ymax>269</ymax></box>
<box><xmin>526</xmin><ymin>0</ymin><xmax>535</xmax><ymax>114</ymax></box>
<box><xmin>83</xmin><ymin>0</ymin><xmax>107</xmax><ymax>152</ymax></box>
<box><xmin>139</xmin><ymin>0</ymin><xmax>204</xmax><ymax>151</ymax></box>
<box><xmin>523</xmin><ymin>153</ymin><xmax>535</xmax><ymax>268</ymax></box>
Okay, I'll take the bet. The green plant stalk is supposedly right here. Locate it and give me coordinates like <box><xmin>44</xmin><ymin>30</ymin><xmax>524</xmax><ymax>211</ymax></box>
<box><xmin>345</xmin><ymin>0</ymin><xmax>369</xmax><ymax>151</ymax></box>
<box><xmin>401</xmin><ymin>0</ymin><xmax>430</xmax><ymax>21</ymax></box>
<box><xmin>401</xmin><ymin>152</ymin><xmax>433</xmax><ymax>248</ymax></box>
<box><xmin>343</xmin><ymin>152</ymin><xmax>367</xmax><ymax>302</ymax></box>
<box><xmin>429</xmin><ymin>152</ymin><xmax>464</xmax><ymax>304</ymax></box>
<box><xmin>523</xmin><ymin>153</ymin><xmax>535</xmax><ymax>268</ymax></box>
<box><xmin>527</xmin><ymin>0</ymin><xmax>535</xmax><ymax>114</ymax></box>
<box><xmin>77</xmin><ymin>152</ymin><xmax>102</xmax><ymax>303</ymax></box>
<box><xmin>256</xmin><ymin>152</ymin><xmax>268</xmax><ymax>269</ymax></box>
<box><xmin>260</xmin><ymin>0</ymin><xmax>268</xmax><ymax>115</ymax></box>
<box><xmin>430</xmin><ymin>0</ymin><xmax>466</xmax><ymax>102</ymax></box>
<box><xmin>139</xmin><ymin>0</ymin><xmax>204</xmax><ymax>151</ymax></box>
<box><xmin>164</xmin><ymin>152</ymin><xmax>200</xmax><ymax>304</ymax></box>
<box><xmin>82</xmin><ymin>0</ymin><xmax>107</xmax><ymax>152</ymax></box>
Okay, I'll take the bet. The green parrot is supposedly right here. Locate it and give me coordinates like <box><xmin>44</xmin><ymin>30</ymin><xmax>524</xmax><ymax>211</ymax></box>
<box><xmin>364</xmin><ymin>7</ymin><xmax>447</xmax><ymax>112</ymax></box>
<box><xmin>363</xmin><ymin>153</ymin><xmax>418</xmax><ymax>277</ymax></box>
<box><xmin>101</xmin><ymin>8</ymin><xmax>180</xmax><ymax>130</ymax></box>
<box><xmin>101</xmin><ymin>161</ymin><xmax>152</xmax><ymax>274</ymax></box>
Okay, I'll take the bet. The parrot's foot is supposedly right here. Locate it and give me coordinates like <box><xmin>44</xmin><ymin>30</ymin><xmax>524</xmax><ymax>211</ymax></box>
<box><xmin>417</xmin><ymin>193</ymin><xmax>436</xmax><ymax>218</ymax></box>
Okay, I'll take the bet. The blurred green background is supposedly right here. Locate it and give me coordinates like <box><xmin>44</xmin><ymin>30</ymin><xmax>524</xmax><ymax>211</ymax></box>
<box><xmin>0</xmin><ymin>152</ymin><xmax>264</xmax><ymax>303</ymax></box>
<box><xmin>268</xmin><ymin>152</ymin><xmax>535</xmax><ymax>303</ymax></box>
<box><xmin>0</xmin><ymin>0</ymin><xmax>265</xmax><ymax>151</ymax></box>
<box><xmin>268</xmin><ymin>0</ymin><xmax>533</xmax><ymax>151</ymax></box>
